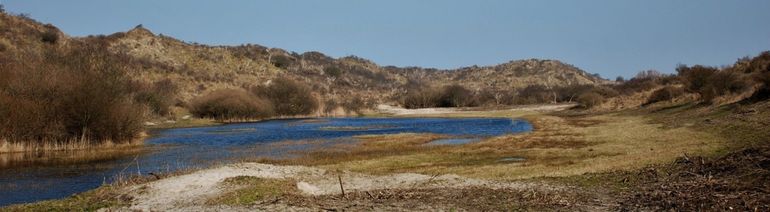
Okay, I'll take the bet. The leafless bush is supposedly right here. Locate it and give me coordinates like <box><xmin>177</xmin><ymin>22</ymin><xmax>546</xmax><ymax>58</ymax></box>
<box><xmin>251</xmin><ymin>77</ymin><xmax>318</xmax><ymax>115</ymax></box>
<box><xmin>402</xmin><ymin>87</ymin><xmax>442</xmax><ymax>109</ymax></box>
<box><xmin>700</xmin><ymin>70</ymin><xmax>750</xmax><ymax>102</ymax></box>
<box><xmin>401</xmin><ymin>84</ymin><xmax>478</xmax><ymax>108</ymax></box>
<box><xmin>677</xmin><ymin>65</ymin><xmax>750</xmax><ymax>102</ymax></box>
<box><xmin>342</xmin><ymin>95</ymin><xmax>369</xmax><ymax>113</ymax></box>
<box><xmin>0</xmin><ymin>45</ymin><xmax>145</xmax><ymax>145</ymax></box>
<box><xmin>645</xmin><ymin>86</ymin><xmax>685</xmax><ymax>105</ymax></box>
<box><xmin>40</xmin><ymin>28</ymin><xmax>59</xmax><ymax>44</ymax></box>
<box><xmin>576</xmin><ymin>92</ymin><xmax>604</xmax><ymax>108</ymax></box>
<box><xmin>439</xmin><ymin>84</ymin><xmax>477</xmax><ymax>107</ymax></box>
<box><xmin>190</xmin><ymin>89</ymin><xmax>274</xmax><ymax>121</ymax></box>
<box><xmin>323</xmin><ymin>98</ymin><xmax>339</xmax><ymax>114</ymax></box>
<box><xmin>677</xmin><ymin>65</ymin><xmax>717</xmax><ymax>93</ymax></box>
<box><xmin>271</xmin><ymin>55</ymin><xmax>294</xmax><ymax>68</ymax></box>
<box><xmin>134</xmin><ymin>79</ymin><xmax>178</xmax><ymax>116</ymax></box>
<box><xmin>517</xmin><ymin>85</ymin><xmax>554</xmax><ymax>104</ymax></box>
<box><xmin>323</xmin><ymin>66</ymin><xmax>342</xmax><ymax>78</ymax></box>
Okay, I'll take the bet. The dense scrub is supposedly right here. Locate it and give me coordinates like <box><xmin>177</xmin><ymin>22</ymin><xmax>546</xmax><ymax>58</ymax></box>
<box><xmin>189</xmin><ymin>89</ymin><xmax>274</xmax><ymax>121</ymax></box>
<box><xmin>250</xmin><ymin>77</ymin><xmax>318</xmax><ymax>116</ymax></box>
<box><xmin>0</xmin><ymin>45</ymin><xmax>146</xmax><ymax>146</ymax></box>
<box><xmin>401</xmin><ymin>84</ymin><xmax>479</xmax><ymax>109</ymax></box>
<box><xmin>645</xmin><ymin>86</ymin><xmax>685</xmax><ymax>105</ymax></box>
<box><xmin>133</xmin><ymin>79</ymin><xmax>178</xmax><ymax>116</ymax></box>
<box><xmin>188</xmin><ymin>77</ymin><xmax>319</xmax><ymax>120</ymax></box>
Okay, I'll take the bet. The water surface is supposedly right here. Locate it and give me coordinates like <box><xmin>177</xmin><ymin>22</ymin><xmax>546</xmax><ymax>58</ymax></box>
<box><xmin>0</xmin><ymin>117</ymin><xmax>531</xmax><ymax>206</ymax></box>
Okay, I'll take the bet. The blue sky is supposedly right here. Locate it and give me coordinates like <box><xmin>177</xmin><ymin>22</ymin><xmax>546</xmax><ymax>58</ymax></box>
<box><xmin>3</xmin><ymin>0</ymin><xmax>770</xmax><ymax>78</ymax></box>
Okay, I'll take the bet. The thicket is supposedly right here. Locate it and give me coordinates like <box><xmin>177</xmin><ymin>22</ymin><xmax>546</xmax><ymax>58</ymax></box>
<box><xmin>191</xmin><ymin>77</ymin><xmax>320</xmax><ymax>120</ymax></box>
<box><xmin>133</xmin><ymin>79</ymin><xmax>178</xmax><ymax>116</ymax></box>
<box><xmin>0</xmin><ymin>45</ymin><xmax>145</xmax><ymax>145</ymax></box>
<box><xmin>40</xmin><ymin>26</ymin><xmax>59</xmax><ymax>44</ymax></box>
<box><xmin>645</xmin><ymin>86</ymin><xmax>685</xmax><ymax>105</ymax></box>
<box><xmin>677</xmin><ymin>65</ymin><xmax>750</xmax><ymax>103</ymax></box>
<box><xmin>251</xmin><ymin>77</ymin><xmax>319</xmax><ymax>116</ymax></box>
<box><xmin>189</xmin><ymin>89</ymin><xmax>274</xmax><ymax>121</ymax></box>
<box><xmin>576</xmin><ymin>91</ymin><xmax>604</xmax><ymax>108</ymax></box>
<box><xmin>402</xmin><ymin>84</ymin><xmax>479</xmax><ymax>109</ymax></box>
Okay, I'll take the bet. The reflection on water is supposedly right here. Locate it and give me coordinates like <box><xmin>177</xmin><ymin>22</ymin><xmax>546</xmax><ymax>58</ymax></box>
<box><xmin>427</xmin><ymin>138</ymin><xmax>480</xmax><ymax>145</ymax></box>
<box><xmin>0</xmin><ymin>148</ymin><xmax>146</xmax><ymax>169</ymax></box>
<box><xmin>0</xmin><ymin>117</ymin><xmax>532</xmax><ymax>206</ymax></box>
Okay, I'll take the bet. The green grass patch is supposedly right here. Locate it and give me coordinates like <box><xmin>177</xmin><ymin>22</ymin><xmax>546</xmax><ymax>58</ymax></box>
<box><xmin>206</xmin><ymin>176</ymin><xmax>297</xmax><ymax>205</ymax></box>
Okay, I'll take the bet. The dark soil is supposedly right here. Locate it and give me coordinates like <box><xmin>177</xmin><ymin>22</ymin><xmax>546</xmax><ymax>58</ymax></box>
<box><xmin>618</xmin><ymin>145</ymin><xmax>770</xmax><ymax>211</ymax></box>
<box><xmin>260</xmin><ymin>186</ymin><xmax>604</xmax><ymax>211</ymax></box>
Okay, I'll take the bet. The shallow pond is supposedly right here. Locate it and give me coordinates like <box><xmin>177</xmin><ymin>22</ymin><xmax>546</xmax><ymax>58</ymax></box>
<box><xmin>0</xmin><ymin>117</ymin><xmax>531</xmax><ymax>206</ymax></box>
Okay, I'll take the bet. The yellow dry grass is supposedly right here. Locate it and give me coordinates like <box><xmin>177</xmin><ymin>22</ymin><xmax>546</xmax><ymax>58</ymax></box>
<box><xmin>312</xmin><ymin>112</ymin><xmax>725</xmax><ymax>181</ymax></box>
<box><xmin>0</xmin><ymin>138</ymin><xmax>144</xmax><ymax>154</ymax></box>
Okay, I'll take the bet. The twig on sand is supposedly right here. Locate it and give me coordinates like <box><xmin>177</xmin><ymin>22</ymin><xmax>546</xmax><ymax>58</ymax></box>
<box><xmin>338</xmin><ymin>175</ymin><xmax>346</xmax><ymax>199</ymax></box>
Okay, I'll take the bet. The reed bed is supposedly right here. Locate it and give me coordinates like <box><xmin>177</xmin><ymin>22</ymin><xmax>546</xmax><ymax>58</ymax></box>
<box><xmin>0</xmin><ymin>138</ymin><xmax>144</xmax><ymax>154</ymax></box>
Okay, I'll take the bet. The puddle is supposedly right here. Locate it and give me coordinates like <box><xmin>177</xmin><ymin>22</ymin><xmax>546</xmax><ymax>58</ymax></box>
<box><xmin>427</xmin><ymin>138</ymin><xmax>479</xmax><ymax>145</ymax></box>
<box><xmin>497</xmin><ymin>157</ymin><xmax>527</xmax><ymax>163</ymax></box>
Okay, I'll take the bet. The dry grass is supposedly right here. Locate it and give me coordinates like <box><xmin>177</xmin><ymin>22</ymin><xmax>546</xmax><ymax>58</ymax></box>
<box><xmin>0</xmin><ymin>138</ymin><xmax>144</xmax><ymax>154</ymax></box>
<box><xmin>255</xmin><ymin>133</ymin><xmax>448</xmax><ymax>166</ymax></box>
<box><xmin>306</xmin><ymin>112</ymin><xmax>725</xmax><ymax>181</ymax></box>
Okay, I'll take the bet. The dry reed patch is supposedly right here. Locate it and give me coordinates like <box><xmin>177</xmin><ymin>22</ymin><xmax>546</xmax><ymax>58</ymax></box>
<box><xmin>0</xmin><ymin>138</ymin><xmax>144</xmax><ymax>154</ymax></box>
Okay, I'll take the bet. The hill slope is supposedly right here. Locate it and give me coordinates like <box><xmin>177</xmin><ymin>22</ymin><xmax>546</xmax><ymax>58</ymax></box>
<box><xmin>0</xmin><ymin>12</ymin><xmax>606</xmax><ymax>105</ymax></box>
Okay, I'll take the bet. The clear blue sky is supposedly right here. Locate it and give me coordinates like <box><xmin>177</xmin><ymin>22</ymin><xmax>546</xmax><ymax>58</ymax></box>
<box><xmin>4</xmin><ymin>0</ymin><xmax>770</xmax><ymax>78</ymax></box>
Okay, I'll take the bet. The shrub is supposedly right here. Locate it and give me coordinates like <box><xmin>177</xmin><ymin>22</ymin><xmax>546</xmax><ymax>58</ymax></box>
<box><xmin>576</xmin><ymin>92</ymin><xmax>604</xmax><ymax>108</ymax></box>
<box><xmin>0</xmin><ymin>39</ymin><xmax>9</xmax><ymax>52</ymax></box>
<box><xmin>270</xmin><ymin>55</ymin><xmax>293</xmax><ymax>68</ymax></box>
<box><xmin>342</xmin><ymin>95</ymin><xmax>369</xmax><ymax>113</ymax></box>
<box><xmin>677</xmin><ymin>65</ymin><xmax>717</xmax><ymax>93</ymax></box>
<box><xmin>323</xmin><ymin>66</ymin><xmax>342</xmax><ymax>78</ymax></box>
<box><xmin>251</xmin><ymin>77</ymin><xmax>318</xmax><ymax>116</ymax></box>
<box><xmin>41</xmin><ymin>29</ymin><xmax>59</xmax><ymax>44</ymax></box>
<box><xmin>0</xmin><ymin>45</ymin><xmax>145</xmax><ymax>144</ymax></box>
<box><xmin>475</xmin><ymin>88</ymin><xmax>502</xmax><ymax>106</ymax></box>
<box><xmin>635</xmin><ymin>70</ymin><xmax>666</xmax><ymax>79</ymax></box>
<box><xmin>517</xmin><ymin>85</ymin><xmax>554</xmax><ymax>104</ymax></box>
<box><xmin>401</xmin><ymin>84</ymin><xmax>478</xmax><ymax>108</ymax></box>
<box><xmin>190</xmin><ymin>89</ymin><xmax>274</xmax><ymax>121</ymax></box>
<box><xmin>646</xmin><ymin>86</ymin><xmax>685</xmax><ymax>105</ymax></box>
<box><xmin>751</xmin><ymin>70</ymin><xmax>770</xmax><ymax>100</ymax></box>
<box><xmin>402</xmin><ymin>86</ymin><xmax>442</xmax><ymax>109</ymax></box>
<box><xmin>134</xmin><ymin>79</ymin><xmax>178</xmax><ymax>116</ymax></box>
<box><xmin>700</xmin><ymin>70</ymin><xmax>749</xmax><ymax>102</ymax></box>
<box><xmin>439</xmin><ymin>84</ymin><xmax>477</xmax><ymax>107</ymax></box>
<box><xmin>614</xmin><ymin>76</ymin><xmax>661</xmax><ymax>94</ymax></box>
<box><xmin>323</xmin><ymin>98</ymin><xmax>339</xmax><ymax>114</ymax></box>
